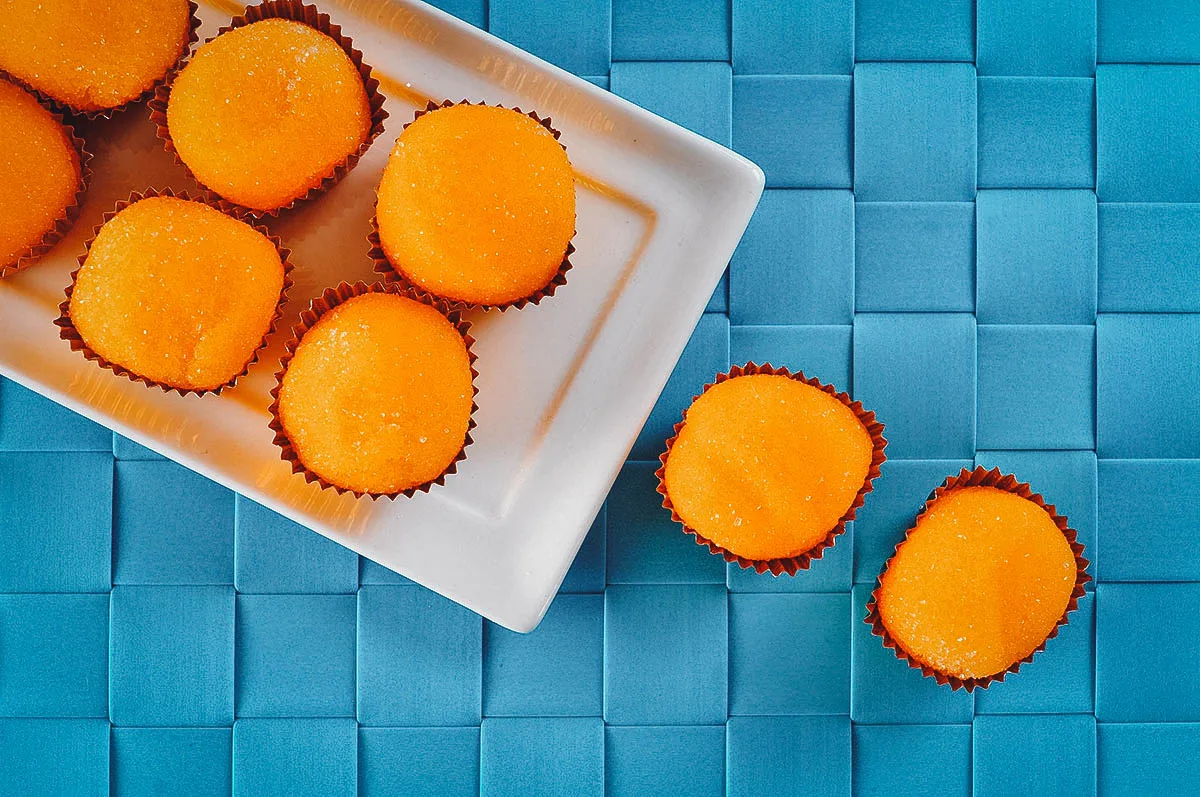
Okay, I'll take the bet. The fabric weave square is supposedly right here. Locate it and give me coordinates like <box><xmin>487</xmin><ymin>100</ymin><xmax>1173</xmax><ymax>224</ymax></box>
<box><xmin>732</xmin><ymin>0</ymin><xmax>853</xmax><ymax>75</ymax></box>
<box><xmin>0</xmin><ymin>719</ymin><xmax>109</xmax><ymax>797</ymax></box>
<box><xmin>854</xmin><ymin>202</ymin><xmax>975</xmax><ymax>312</ymax></box>
<box><xmin>356</xmin><ymin>586</ymin><xmax>482</xmax><ymax>726</ymax></box>
<box><xmin>235</xmin><ymin>594</ymin><xmax>357</xmax><ymax>717</ymax></box>
<box><xmin>109</xmin><ymin>586</ymin><xmax>235</xmax><ymax>727</ymax></box>
<box><xmin>729</xmin><ymin>593</ymin><xmax>850</xmax><ymax>715</ymax></box>
<box><xmin>853</xmin><ymin>63</ymin><xmax>977</xmax><ymax>201</ymax></box>
<box><xmin>606</xmin><ymin>725</ymin><xmax>725</xmax><ymax>797</ymax></box>
<box><xmin>0</xmin><ymin>593</ymin><xmax>108</xmax><ymax>718</ymax></box>
<box><xmin>114</xmin><ymin>461</ymin><xmax>234</xmax><ymax>586</ymax></box>
<box><xmin>730</xmin><ymin>190</ymin><xmax>855</xmax><ymax>325</ymax></box>
<box><xmin>732</xmin><ymin>76</ymin><xmax>853</xmax><ymax>188</ymax></box>
<box><xmin>1097</xmin><ymin>314</ymin><xmax>1200</xmax><ymax>458</ymax></box>
<box><xmin>0</xmin><ymin>379</ymin><xmax>111</xmax><ymax>452</ymax></box>
<box><xmin>855</xmin><ymin>0</ymin><xmax>974</xmax><ymax>62</ymax></box>
<box><xmin>973</xmin><ymin>715</ymin><xmax>1098</xmax><ymax>796</ymax></box>
<box><xmin>852</xmin><ymin>313</ymin><xmax>977</xmax><ymax>459</ymax></box>
<box><xmin>975</xmin><ymin>190</ymin><xmax>1098</xmax><ymax>325</ymax></box>
<box><xmin>480</xmin><ymin>717</ymin><xmax>604</xmax><ymax>797</ymax></box>
<box><xmin>726</xmin><ymin>716</ymin><xmax>852</xmax><ymax>797</ymax></box>
<box><xmin>111</xmin><ymin>728</ymin><xmax>232</xmax><ymax>797</ymax></box>
<box><xmin>483</xmin><ymin>594</ymin><xmax>603</xmax><ymax>717</ymax></box>
<box><xmin>604</xmin><ymin>585</ymin><xmax>728</xmax><ymax>725</ymax></box>
<box><xmin>977</xmin><ymin>0</ymin><xmax>1096</xmax><ymax>76</ymax></box>
<box><xmin>852</xmin><ymin>724</ymin><xmax>972</xmax><ymax>796</ymax></box>
<box><xmin>1095</xmin><ymin>583</ymin><xmax>1200</xmax><ymax>722</ymax></box>
<box><xmin>977</xmin><ymin>77</ymin><xmax>1095</xmax><ymax>188</ymax></box>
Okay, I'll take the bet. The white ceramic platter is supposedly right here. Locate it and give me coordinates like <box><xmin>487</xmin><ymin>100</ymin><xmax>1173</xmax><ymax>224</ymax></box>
<box><xmin>0</xmin><ymin>0</ymin><xmax>764</xmax><ymax>631</ymax></box>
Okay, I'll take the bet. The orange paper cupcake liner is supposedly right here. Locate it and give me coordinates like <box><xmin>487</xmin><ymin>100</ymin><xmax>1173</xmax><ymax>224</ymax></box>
<box><xmin>368</xmin><ymin>99</ymin><xmax>576</xmax><ymax>313</ymax></box>
<box><xmin>864</xmin><ymin>465</ymin><xmax>1093</xmax><ymax>692</ymax></box>
<box><xmin>267</xmin><ymin>280</ymin><xmax>480</xmax><ymax>500</ymax></box>
<box><xmin>54</xmin><ymin>186</ymin><xmax>296</xmax><ymax>397</ymax></box>
<box><xmin>148</xmin><ymin>0</ymin><xmax>389</xmax><ymax>218</ymax></box>
<box><xmin>0</xmin><ymin>74</ymin><xmax>94</xmax><ymax>280</ymax></box>
<box><xmin>3</xmin><ymin>1</ymin><xmax>200</xmax><ymax>119</ymax></box>
<box><xmin>655</xmin><ymin>362</ymin><xmax>888</xmax><ymax>576</ymax></box>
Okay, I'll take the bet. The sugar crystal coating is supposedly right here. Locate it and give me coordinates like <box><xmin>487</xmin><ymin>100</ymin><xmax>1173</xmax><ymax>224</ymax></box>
<box><xmin>277</xmin><ymin>293</ymin><xmax>474</xmax><ymax>496</ymax></box>
<box><xmin>376</xmin><ymin>104</ymin><xmax>576</xmax><ymax>306</ymax></box>
<box><xmin>877</xmin><ymin>485</ymin><xmax>1078</xmax><ymax>680</ymax></box>
<box><xmin>69</xmin><ymin>196</ymin><xmax>285</xmax><ymax>391</ymax></box>
<box><xmin>0</xmin><ymin>79</ymin><xmax>80</xmax><ymax>267</ymax></box>
<box><xmin>167</xmin><ymin>18</ymin><xmax>371</xmax><ymax>212</ymax></box>
<box><xmin>0</xmin><ymin>0</ymin><xmax>191</xmax><ymax>111</ymax></box>
<box><xmin>663</xmin><ymin>374</ymin><xmax>874</xmax><ymax>561</ymax></box>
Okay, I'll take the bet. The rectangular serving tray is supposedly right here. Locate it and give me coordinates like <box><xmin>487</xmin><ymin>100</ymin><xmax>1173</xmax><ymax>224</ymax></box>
<box><xmin>0</xmin><ymin>0</ymin><xmax>764</xmax><ymax>631</ymax></box>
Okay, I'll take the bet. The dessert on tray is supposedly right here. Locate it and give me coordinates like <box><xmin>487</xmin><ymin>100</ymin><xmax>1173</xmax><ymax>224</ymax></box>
<box><xmin>271</xmin><ymin>283</ymin><xmax>477</xmax><ymax>499</ymax></box>
<box><xmin>0</xmin><ymin>0</ymin><xmax>197</xmax><ymax>114</ymax></box>
<box><xmin>159</xmin><ymin>2</ymin><xmax>384</xmax><ymax>214</ymax></box>
<box><xmin>0</xmin><ymin>77</ymin><xmax>87</xmax><ymax>278</ymax></box>
<box><xmin>58</xmin><ymin>190</ymin><xmax>290</xmax><ymax>394</ymax></box>
<box><xmin>373</xmin><ymin>101</ymin><xmax>576</xmax><ymax>310</ymax></box>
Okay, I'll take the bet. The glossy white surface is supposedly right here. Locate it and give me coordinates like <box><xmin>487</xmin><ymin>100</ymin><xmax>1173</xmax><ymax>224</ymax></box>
<box><xmin>0</xmin><ymin>0</ymin><xmax>763</xmax><ymax>631</ymax></box>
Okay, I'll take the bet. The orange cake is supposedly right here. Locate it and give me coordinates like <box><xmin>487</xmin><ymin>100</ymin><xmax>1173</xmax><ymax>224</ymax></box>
<box><xmin>876</xmin><ymin>485</ymin><xmax>1079</xmax><ymax>680</ymax></box>
<box><xmin>67</xmin><ymin>195</ymin><xmax>286</xmax><ymax>392</ymax></box>
<box><xmin>166</xmin><ymin>18</ymin><xmax>372</xmax><ymax>212</ymax></box>
<box><xmin>0</xmin><ymin>0</ymin><xmax>193</xmax><ymax>112</ymax></box>
<box><xmin>0</xmin><ymin>79</ymin><xmax>81</xmax><ymax>270</ymax></box>
<box><xmin>662</xmin><ymin>372</ymin><xmax>876</xmax><ymax>562</ymax></box>
<box><xmin>376</xmin><ymin>103</ymin><xmax>576</xmax><ymax>307</ymax></box>
<box><xmin>276</xmin><ymin>291</ymin><xmax>474</xmax><ymax>496</ymax></box>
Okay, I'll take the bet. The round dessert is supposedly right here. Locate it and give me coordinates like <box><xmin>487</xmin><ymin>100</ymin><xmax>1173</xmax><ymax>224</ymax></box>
<box><xmin>0</xmin><ymin>79</ymin><xmax>82</xmax><ymax>271</ymax></box>
<box><xmin>0</xmin><ymin>0</ymin><xmax>193</xmax><ymax>112</ymax></box>
<box><xmin>276</xmin><ymin>291</ymin><xmax>474</xmax><ymax>496</ymax></box>
<box><xmin>67</xmin><ymin>195</ymin><xmax>286</xmax><ymax>392</ymax></box>
<box><xmin>662</xmin><ymin>372</ymin><xmax>876</xmax><ymax>563</ymax></box>
<box><xmin>876</xmin><ymin>485</ymin><xmax>1079</xmax><ymax>681</ymax></box>
<box><xmin>376</xmin><ymin>103</ymin><xmax>576</xmax><ymax>307</ymax></box>
<box><xmin>166</xmin><ymin>18</ymin><xmax>372</xmax><ymax>213</ymax></box>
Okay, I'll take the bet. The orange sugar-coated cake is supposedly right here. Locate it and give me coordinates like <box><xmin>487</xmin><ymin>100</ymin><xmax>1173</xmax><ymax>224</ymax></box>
<box><xmin>0</xmin><ymin>0</ymin><xmax>192</xmax><ymax>112</ymax></box>
<box><xmin>68</xmin><ymin>196</ymin><xmax>285</xmax><ymax>392</ymax></box>
<box><xmin>0</xmin><ymin>79</ymin><xmax>81</xmax><ymax>269</ymax></box>
<box><xmin>376</xmin><ymin>103</ymin><xmax>576</xmax><ymax>306</ymax></box>
<box><xmin>166</xmin><ymin>18</ymin><xmax>371</xmax><ymax>212</ymax></box>
<box><xmin>277</xmin><ymin>293</ymin><xmax>474</xmax><ymax>496</ymax></box>
<box><xmin>662</xmin><ymin>373</ymin><xmax>874</xmax><ymax>562</ymax></box>
<box><xmin>876</xmin><ymin>485</ymin><xmax>1078</xmax><ymax>680</ymax></box>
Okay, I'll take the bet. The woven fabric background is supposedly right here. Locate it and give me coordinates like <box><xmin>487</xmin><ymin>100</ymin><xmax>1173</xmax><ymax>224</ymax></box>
<box><xmin>3</xmin><ymin>0</ymin><xmax>1200</xmax><ymax>794</ymax></box>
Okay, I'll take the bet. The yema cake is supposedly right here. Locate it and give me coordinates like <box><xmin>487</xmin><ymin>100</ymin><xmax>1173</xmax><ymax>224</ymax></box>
<box><xmin>165</xmin><ymin>16</ymin><xmax>373</xmax><ymax>213</ymax></box>
<box><xmin>659</xmin><ymin>366</ymin><xmax>885</xmax><ymax>572</ymax></box>
<box><xmin>0</xmin><ymin>0</ymin><xmax>194</xmax><ymax>113</ymax></box>
<box><xmin>375</xmin><ymin>103</ymin><xmax>576</xmax><ymax>308</ymax></box>
<box><xmin>274</xmin><ymin>287</ymin><xmax>475</xmax><ymax>497</ymax></box>
<box><xmin>871</xmin><ymin>470</ymin><xmax>1089</xmax><ymax>688</ymax></box>
<box><xmin>0</xmin><ymin>78</ymin><xmax>83</xmax><ymax>274</ymax></box>
<box><xmin>64</xmin><ymin>194</ymin><xmax>287</xmax><ymax>392</ymax></box>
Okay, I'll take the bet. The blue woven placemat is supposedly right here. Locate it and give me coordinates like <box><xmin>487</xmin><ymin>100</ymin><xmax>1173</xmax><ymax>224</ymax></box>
<box><xmin>4</xmin><ymin>0</ymin><xmax>1200</xmax><ymax>794</ymax></box>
